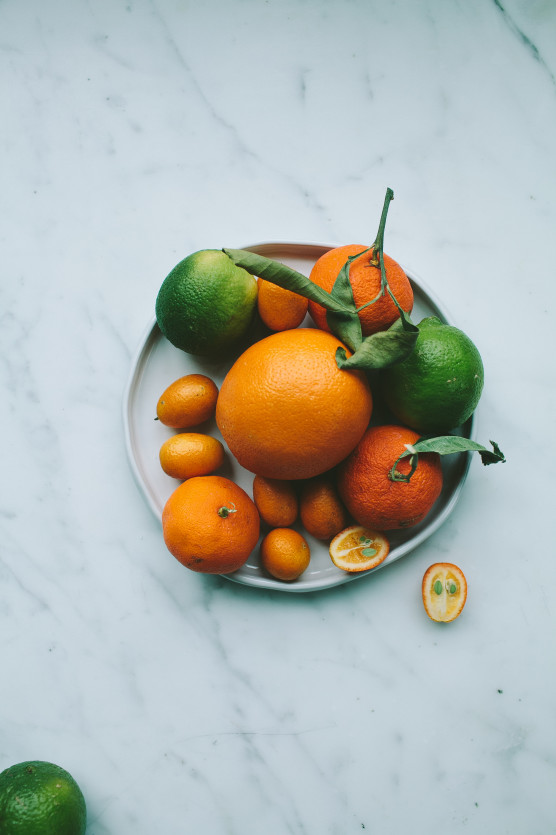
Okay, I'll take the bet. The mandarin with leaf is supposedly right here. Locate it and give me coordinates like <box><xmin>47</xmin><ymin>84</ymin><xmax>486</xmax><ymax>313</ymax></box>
<box><xmin>337</xmin><ymin>425</ymin><xmax>443</xmax><ymax>531</ymax></box>
<box><xmin>308</xmin><ymin>244</ymin><xmax>413</xmax><ymax>337</ymax></box>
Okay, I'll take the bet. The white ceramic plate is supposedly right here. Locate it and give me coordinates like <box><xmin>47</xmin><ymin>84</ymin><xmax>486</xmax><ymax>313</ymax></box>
<box><xmin>123</xmin><ymin>242</ymin><xmax>474</xmax><ymax>593</ymax></box>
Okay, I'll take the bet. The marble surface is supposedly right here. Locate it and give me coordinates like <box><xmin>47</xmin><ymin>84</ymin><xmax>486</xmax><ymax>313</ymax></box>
<box><xmin>2</xmin><ymin>0</ymin><xmax>555</xmax><ymax>832</ymax></box>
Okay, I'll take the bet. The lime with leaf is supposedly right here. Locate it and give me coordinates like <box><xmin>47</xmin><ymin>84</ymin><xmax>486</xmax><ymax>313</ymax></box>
<box><xmin>380</xmin><ymin>316</ymin><xmax>485</xmax><ymax>433</ymax></box>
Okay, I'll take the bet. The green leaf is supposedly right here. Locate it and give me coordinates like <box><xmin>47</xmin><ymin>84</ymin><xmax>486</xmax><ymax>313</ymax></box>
<box><xmin>335</xmin><ymin>317</ymin><xmax>418</xmax><ymax>371</ymax></box>
<box><xmin>389</xmin><ymin>437</ymin><xmax>506</xmax><ymax>482</ymax></box>
<box><xmin>223</xmin><ymin>248</ymin><xmax>350</xmax><ymax>315</ymax></box>
<box><xmin>325</xmin><ymin>255</ymin><xmax>363</xmax><ymax>351</ymax></box>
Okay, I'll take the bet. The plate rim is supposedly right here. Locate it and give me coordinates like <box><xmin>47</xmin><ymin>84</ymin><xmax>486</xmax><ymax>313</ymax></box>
<box><xmin>123</xmin><ymin>241</ymin><xmax>476</xmax><ymax>593</ymax></box>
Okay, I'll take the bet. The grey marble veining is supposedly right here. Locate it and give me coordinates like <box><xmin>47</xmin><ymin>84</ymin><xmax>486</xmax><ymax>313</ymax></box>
<box><xmin>1</xmin><ymin>0</ymin><xmax>555</xmax><ymax>833</ymax></box>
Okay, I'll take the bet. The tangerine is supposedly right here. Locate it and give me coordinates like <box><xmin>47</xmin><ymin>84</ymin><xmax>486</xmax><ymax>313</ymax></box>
<box><xmin>159</xmin><ymin>432</ymin><xmax>225</xmax><ymax>480</ymax></box>
<box><xmin>162</xmin><ymin>476</ymin><xmax>260</xmax><ymax>574</ymax></box>
<box><xmin>252</xmin><ymin>475</ymin><xmax>298</xmax><ymax>527</ymax></box>
<box><xmin>308</xmin><ymin>244</ymin><xmax>413</xmax><ymax>336</ymax></box>
<box><xmin>337</xmin><ymin>425</ymin><xmax>443</xmax><ymax>531</ymax></box>
<box><xmin>299</xmin><ymin>475</ymin><xmax>348</xmax><ymax>541</ymax></box>
<box><xmin>260</xmin><ymin>528</ymin><xmax>310</xmax><ymax>581</ymax></box>
<box><xmin>215</xmin><ymin>328</ymin><xmax>373</xmax><ymax>480</ymax></box>
<box><xmin>156</xmin><ymin>374</ymin><xmax>219</xmax><ymax>429</ymax></box>
<box><xmin>257</xmin><ymin>278</ymin><xmax>308</xmax><ymax>331</ymax></box>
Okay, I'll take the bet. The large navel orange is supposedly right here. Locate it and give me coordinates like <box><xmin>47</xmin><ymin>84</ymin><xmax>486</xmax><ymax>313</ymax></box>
<box><xmin>215</xmin><ymin>328</ymin><xmax>373</xmax><ymax>480</ymax></box>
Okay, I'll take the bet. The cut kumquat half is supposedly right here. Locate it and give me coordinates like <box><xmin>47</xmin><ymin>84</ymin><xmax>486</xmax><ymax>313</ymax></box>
<box><xmin>329</xmin><ymin>525</ymin><xmax>389</xmax><ymax>573</ymax></box>
<box><xmin>422</xmin><ymin>563</ymin><xmax>467</xmax><ymax>622</ymax></box>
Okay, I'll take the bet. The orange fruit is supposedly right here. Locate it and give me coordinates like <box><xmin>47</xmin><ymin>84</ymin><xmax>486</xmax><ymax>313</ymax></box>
<box><xmin>329</xmin><ymin>525</ymin><xmax>390</xmax><ymax>572</ymax></box>
<box><xmin>162</xmin><ymin>475</ymin><xmax>260</xmax><ymax>574</ymax></box>
<box><xmin>156</xmin><ymin>374</ymin><xmax>219</xmax><ymax>429</ymax></box>
<box><xmin>299</xmin><ymin>475</ymin><xmax>348</xmax><ymax>541</ymax></box>
<box><xmin>257</xmin><ymin>278</ymin><xmax>309</xmax><ymax>331</ymax></box>
<box><xmin>422</xmin><ymin>563</ymin><xmax>467</xmax><ymax>622</ymax></box>
<box><xmin>308</xmin><ymin>244</ymin><xmax>413</xmax><ymax>336</ymax></box>
<box><xmin>252</xmin><ymin>475</ymin><xmax>298</xmax><ymax>527</ymax></box>
<box><xmin>215</xmin><ymin>328</ymin><xmax>373</xmax><ymax>480</ymax></box>
<box><xmin>337</xmin><ymin>425</ymin><xmax>443</xmax><ymax>531</ymax></box>
<box><xmin>159</xmin><ymin>432</ymin><xmax>225</xmax><ymax>480</ymax></box>
<box><xmin>260</xmin><ymin>528</ymin><xmax>310</xmax><ymax>581</ymax></box>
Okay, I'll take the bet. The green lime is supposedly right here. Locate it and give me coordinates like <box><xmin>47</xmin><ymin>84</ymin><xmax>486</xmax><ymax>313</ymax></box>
<box><xmin>155</xmin><ymin>249</ymin><xmax>258</xmax><ymax>358</ymax></box>
<box><xmin>381</xmin><ymin>316</ymin><xmax>484</xmax><ymax>433</ymax></box>
<box><xmin>0</xmin><ymin>760</ymin><xmax>86</xmax><ymax>835</ymax></box>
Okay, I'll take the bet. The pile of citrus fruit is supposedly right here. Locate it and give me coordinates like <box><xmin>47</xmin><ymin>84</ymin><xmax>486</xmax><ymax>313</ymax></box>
<box><xmin>153</xmin><ymin>189</ymin><xmax>504</xmax><ymax>614</ymax></box>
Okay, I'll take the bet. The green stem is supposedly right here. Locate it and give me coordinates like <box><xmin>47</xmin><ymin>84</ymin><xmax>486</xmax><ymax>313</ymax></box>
<box><xmin>371</xmin><ymin>187</ymin><xmax>394</xmax><ymax>272</ymax></box>
<box><xmin>389</xmin><ymin>451</ymin><xmax>418</xmax><ymax>483</ymax></box>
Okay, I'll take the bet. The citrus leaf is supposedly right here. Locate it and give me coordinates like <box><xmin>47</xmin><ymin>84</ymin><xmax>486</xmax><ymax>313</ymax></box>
<box><xmin>325</xmin><ymin>255</ymin><xmax>363</xmax><ymax>351</ymax></box>
<box><xmin>390</xmin><ymin>437</ymin><xmax>506</xmax><ymax>482</ymax></box>
<box><xmin>335</xmin><ymin>318</ymin><xmax>418</xmax><ymax>371</ymax></box>
<box><xmin>404</xmin><ymin>436</ymin><xmax>506</xmax><ymax>464</ymax></box>
<box><xmin>223</xmin><ymin>248</ymin><xmax>350</xmax><ymax>314</ymax></box>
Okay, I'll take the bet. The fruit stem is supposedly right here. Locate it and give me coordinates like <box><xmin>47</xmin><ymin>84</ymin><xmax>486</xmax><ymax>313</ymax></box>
<box><xmin>370</xmin><ymin>187</ymin><xmax>394</xmax><ymax>271</ymax></box>
<box><xmin>389</xmin><ymin>450</ymin><xmax>418</xmax><ymax>483</ymax></box>
<box><xmin>354</xmin><ymin>187</ymin><xmax>401</xmax><ymax>315</ymax></box>
<box><xmin>218</xmin><ymin>504</ymin><xmax>237</xmax><ymax>518</ymax></box>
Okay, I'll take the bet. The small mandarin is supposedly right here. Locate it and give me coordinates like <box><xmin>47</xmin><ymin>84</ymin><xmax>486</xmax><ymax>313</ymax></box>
<box><xmin>162</xmin><ymin>476</ymin><xmax>260</xmax><ymax>574</ymax></box>
<box><xmin>260</xmin><ymin>528</ymin><xmax>311</xmax><ymax>582</ymax></box>
<box><xmin>156</xmin><ymin>374</ymin><xmax>219</xmax><ymax>429</ymax></box>
<box><xmin>252</xmin><ymin>475</ymin><xmax>298</xmax><ymax>527</ymax></box>
<box><xmin>257</xmin><ymin>278</ymin><xmax>309</xmax><ymax>331</ymax></box>
<box><xmin>159</xmin><ymin>432</ymin><xmax>225</xmax><ymax>480</ymax></box>
<box><xmin>422</xmin><ymin>563</ymin><xmax>467</xmax><ymax>622</ymax></box>
<box><xmin>299</xmin><ymin>475</ymin><xmax>347</xmax><ymax>541</ymax></box>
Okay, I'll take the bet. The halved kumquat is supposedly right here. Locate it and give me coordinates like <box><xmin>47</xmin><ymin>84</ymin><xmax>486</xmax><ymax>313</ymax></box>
<box><xmin>422</xmin><ymin>563</ymin><xmax>467</xmax><ymax>622</ymax></box>
<box><xmin>329</xmin><ymin>525</ymin><xmax>389</xmax><ymax>573</ymax></box>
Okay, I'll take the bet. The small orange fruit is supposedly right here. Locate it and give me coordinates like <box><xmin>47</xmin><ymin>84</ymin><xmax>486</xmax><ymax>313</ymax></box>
<box><xmin>329</xmin><ymin>525</ymin><xmax>390</xmax><ymax>572</ymax></box>
<box><xmin>299</xmin><ymin>475</ymin><xmax>348</xmax><ymax>541</ymax></box>
<box><xmin>337</xmin><ymin>425</ymin><xmax>443</xmax><ymax>531</ymax></box>
<box><xmin>260</xmin><ymin>528</ymin><xmax>310</xmax><ymax>581</ymax></box>
<box><xmin>162</xmin><ymin>475</ymin><xmax>260</xmax><ymax>574</ymax></box>
<box><xmin>422</xmin><ymin>563</ymin><xmax>467</xmax><ymax>622</ymax></box>
<box><xmin>156</xmin><ymin>374</ymin><xmax>219</xmax><ymax>429</ymax></box>
<box><xmin>308</xmin><ymin>244</ymin><xmax>413</xmax><ymax>336</ymax></box>
<box><xmin>252</xmin><ymin>475</ymin><xmax>298</xmax><ymax>527</ymax></box>
<box><xmin>257</xmin><ymin>278</ymin><xmax>309</xmax><ymax>331</ymax></box>
<box><xmin>216</xmin><ymin>328</ymin><xmax>373</xmax><ymax>480</ymax></box>
<box><xmin>159</xmin><ymin>433</ymin><xmax>225</xmax><ymax>480</ymax></box>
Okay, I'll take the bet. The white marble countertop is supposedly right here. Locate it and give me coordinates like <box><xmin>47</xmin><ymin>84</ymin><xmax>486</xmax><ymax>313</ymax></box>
<box><xmin>2</xmin><ymin>1</ymin><xmax>555</xmax><ymax>833</ymax></box>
